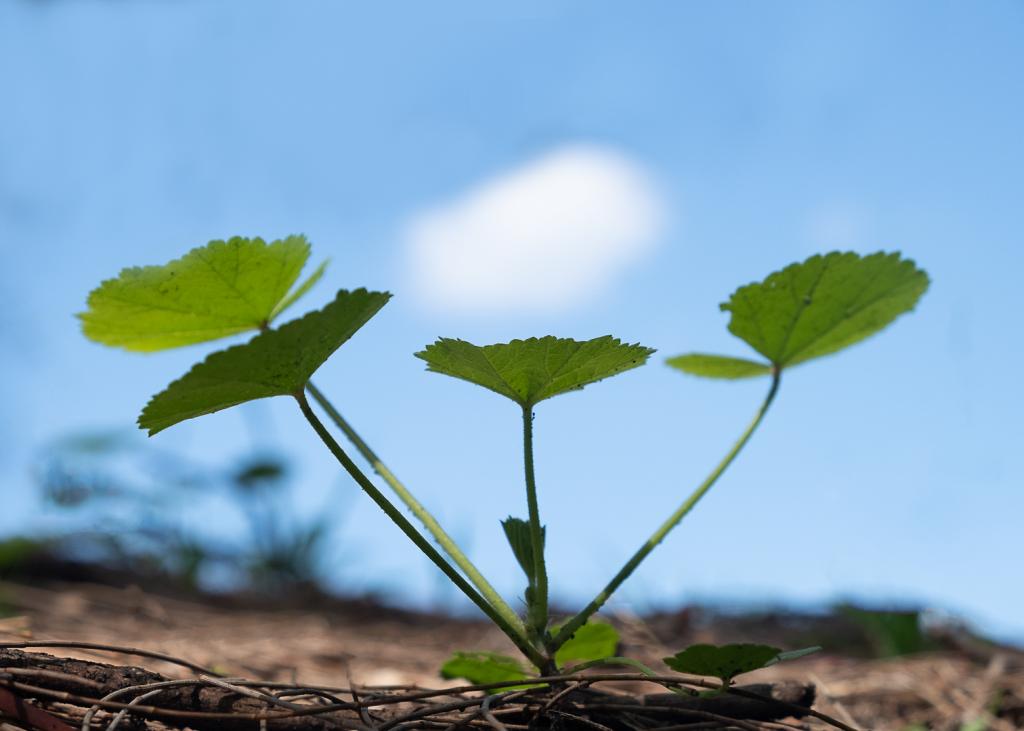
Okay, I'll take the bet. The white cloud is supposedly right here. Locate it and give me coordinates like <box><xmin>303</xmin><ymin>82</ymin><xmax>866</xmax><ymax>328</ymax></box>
<box><xmin>405</xmin><ymin>145</ymin><xmax>665</xmax><ymax>314</ymax></box>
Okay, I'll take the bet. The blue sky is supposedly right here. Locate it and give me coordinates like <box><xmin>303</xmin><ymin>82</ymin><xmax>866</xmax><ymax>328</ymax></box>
<box><xmin>1</xmin><ymin>1</ymin><xmax>1022</xmax><ymax>641</ymax></box>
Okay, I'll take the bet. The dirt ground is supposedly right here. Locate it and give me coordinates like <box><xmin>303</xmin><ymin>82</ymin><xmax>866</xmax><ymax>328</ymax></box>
<box><xmin>1</xmin><ymin>580</ymin><xmax>1021</xmax><ymax>730</ymax></box>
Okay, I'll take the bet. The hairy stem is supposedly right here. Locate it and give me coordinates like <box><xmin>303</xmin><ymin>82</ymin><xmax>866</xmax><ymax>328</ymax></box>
<box><xmin>552</xmin><ymin>371</ymin><xmax>782</xmax><ymax>650</ymax></box>
<box><xmin>522</xmin><ymin>405</ymin><xmax>549</xmax><ymax>643</ymax></box>
<box><xmin>294</xmin><ymin>391</ymin><xmax>546</xmax><ymax>669</ymax></box>
<box><xmin>304</xmin><ymin>382</ymin><xmax>526</xmax><ymax>639</ymax></box>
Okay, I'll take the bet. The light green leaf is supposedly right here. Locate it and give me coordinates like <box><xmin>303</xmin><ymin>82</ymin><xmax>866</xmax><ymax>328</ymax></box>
<box><xmin>663</xmin><ymin>643</ymin><xmax>781</xmax><ymax>683</ymax></box>
<box><xmin>554</xmin><ymin>622</ymin><xmax>620</xmax><ymax>665</ymax></box>
<box><xmin>80</xmin><ymin>235</ymin><xmax>327</xmax><ymax>351</ymax></box>
<box><xmin>723</xmin><ymin>251</ymin><xmax>928</xmax><ymax>369</ymax></box>
<box><xmin>139</xmin><ymin>289</ymin><xmax>390</xmax><ymax>435</ymax></box>
<box><xmin>270</xmin><ymin>258</ymin><xmax>329</xmax><ymax>321</ymax></box>
<box><xmin>415</xmin><ymin>336</ymin><xmax>655</xmax><ymax>408</ymax></box>
<box><xmin>439</xmin><ymin>651</ymin><xmax>532</xmax><ymax>686</ymax></box>
<box><xmin>765</xmin><ymin>646</ymin><xmax>822</xmax><ymax>666</ymax></box>
<box><xmin>501</xmin><ymin>517</ymin><xmax>544</xmax><ymax>584</ymax></box>
<box><xmin>666</xmin><ymin>353</ymin><xmax>772</xmax><ymax>379</ymax></box>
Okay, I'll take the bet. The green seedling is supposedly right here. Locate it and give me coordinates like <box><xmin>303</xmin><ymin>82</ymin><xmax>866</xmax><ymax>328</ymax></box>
<box><xmin>415</xmin><ymin>335</ymin><xmax>654</xmax><ymax>654</ymax></box>
<box><xmin>440</xmin><ymin>652</ymin><xmax>538</xmax><ymax>688</ymax></box>
<box><xmin>80</xmin><ymin>236</ymin><xmax>929</xmax><ymax>680</ymax></box>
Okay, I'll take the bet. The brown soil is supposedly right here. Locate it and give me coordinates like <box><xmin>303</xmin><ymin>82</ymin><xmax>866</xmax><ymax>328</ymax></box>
<box><xmin>0</xmin><ymin>580</ymin><xmax>1021</xmax><ymax>730</ymax></box>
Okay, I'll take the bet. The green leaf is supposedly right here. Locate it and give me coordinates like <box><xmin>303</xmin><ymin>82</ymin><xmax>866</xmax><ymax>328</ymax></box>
<box><xmin>269</xmin><ymin>258</ymin><xmax>329</xmax><ymax>321</ymax></box>
<box><xmin>765</xmin><ymin>646</ymin><xmax>822</xmax><ymax>666</ymax></box>
<box><xmin>415</xmin><ymin>336</ymin><xmax>655</xmax><ymax>408</ymax></box>
<box><xmin>554</xmin><ymin>622</ymin><xmax>620</xmax><ymax>665</ymax></box>
<box><xmin>439</xmin><ymin>651</ymin><xmax>532</xmax><ymax>686</ymax></box>
<box><xmin>722</xmin><ymin>251</ymin><xmax>928</xmax><ymax>369</ymax></box>
<box><xmin>501</xmin><ymin>517</ymin><xmax>545</xmax><ymax>584</ymax></box>
<box><xmin>666</xmin><ymin>353</ymin><xmax>772</xmax><ymax>379</ymax></box>
<box><xmin>79</xmin><ymin>235</ymin><xmax>327</xmax><ymax>351</ymax></box>
<box><xmin>663</xmin><ymin>643</ymin><xmax>781</xmax><ymax>683</ymax></box>
<box><xmin>138</xmin><ymin>289</ymin><xmax>390</xmax><ymax>435</ymax></box>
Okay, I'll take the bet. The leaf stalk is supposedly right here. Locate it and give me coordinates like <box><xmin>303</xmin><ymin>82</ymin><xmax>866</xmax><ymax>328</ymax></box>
<box><xmin>304</xmin><ymin>381</ymin><xmax>527</xmax><ymax>640</ymax></box>
<box><xmin>294</xmin><ymin>390</ymin><xmax>546</xmax><ymax>669</ymax></box>
<box><xmin>521</xmin><ymin>405</ymin><xmax>550</xmax><ymax>646</ymax></box>
<box><xmin>552</xmin><ymin>370</ymin><xmax>782</xmax><ymax>649</ymax></box>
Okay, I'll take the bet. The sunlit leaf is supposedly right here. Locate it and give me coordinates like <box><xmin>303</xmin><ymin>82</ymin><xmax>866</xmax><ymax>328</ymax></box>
<box><xmin>663</xmin><ymin>643</ymin><xmax>781</xmax><ymax>683</ymax></box>
<box><xmin>723</xmin><ymin>251</ymin><xmax>928</xmax><ymax>369</ymax></box>
<box><xmin>138</xmin><ymin>289</ymin><xmax>390</xmax><ymax>435</ymax></box>
<box><xmin>439</xmin><ymin>651</ymin><xmax>532</xmax><ymax>686</ymax></box>
<box><xmin>554</xmin><ymin>622</ymin><xmax>620</xmax><ymax>665</ymax></box>
<box><xmin>80</xmin><ymin>235</ymin><xmax>327</xmax><ymax>351</ymax></box>
<box><xmin>665</xmin><ymin>353</ymin><xmax>772</xmax><ymax>379</ymax></box>
<box><xmin>270</xmin><ymin>259</ymin><xmax>329</xmax><ymax>321</ymax></box>
<box><xmin>415</xmin><ymin>336</ymin><xmax>654</xmax><ymax>408</ymax></box>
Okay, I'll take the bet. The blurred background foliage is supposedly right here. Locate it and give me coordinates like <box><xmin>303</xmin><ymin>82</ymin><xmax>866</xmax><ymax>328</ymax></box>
<box><xmin>0</xmin><ymin>429</ymin><xmax>973</xmax><ymax>662</ymax></box>
<box><xmin>2</xmin><ymin>430</ymin><xmax>335</xmax><ymax>597</ymax></box>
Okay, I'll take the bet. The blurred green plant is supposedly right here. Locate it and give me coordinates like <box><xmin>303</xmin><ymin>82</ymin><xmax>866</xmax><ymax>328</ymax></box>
<box><xmin>0</xmin><ymin>536</ymin><xmax>51</xmax><ymax>573</ymax></box>
<box><xmin>840</xmin><ymin>606</ymin><xmax>932</xmax><ymax>657</ymax></box>
<box><xmin>31</xmin><ymin>431</ymin><xmax>333</xmax><ymax>594</ymax></box>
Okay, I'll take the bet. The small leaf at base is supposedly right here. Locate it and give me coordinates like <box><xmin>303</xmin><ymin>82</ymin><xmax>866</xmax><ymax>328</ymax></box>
<box><xmin>440</xmin><ymin>651</ymin><xmax>532</xmax><ymax>686</ymax></box>
<box><xmin>553</xmin><ymin>622</ymin><xmax>620</xmax><ymax>665</ymax></box>
<box><xmin>664</xmin><ymin>643</ymin><xmax>781</xmax><ymax>683</ymax></box>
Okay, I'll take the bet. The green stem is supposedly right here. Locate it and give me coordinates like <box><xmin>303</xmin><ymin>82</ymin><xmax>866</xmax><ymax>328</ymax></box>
<box><xmin>562</xmin><ymin>657</ymin><xmax>696</xmax><ymax>697</ymax></box>
<box><xmin>552</xmin><ymin>370</ymin><xmax>782</xmax><ymax>650</ymax></box>
<box><xmin>563</xmin><ymin>656</ymin><xmax>661</xmax><ymax>677</ymax></box>
<box><xmin>521</xmin><ymin>405</ymin><xmax>549</xmax><ymax>643</ymax></box>
<box><xmin>304</xmin><ymin>382</ymin><xmax>526</xmax><ymax>639</ymax></box>
<box><xmin>294</xmin><ymin>390</ymin><xmax>546</xmax><ymax>670</ymax></box>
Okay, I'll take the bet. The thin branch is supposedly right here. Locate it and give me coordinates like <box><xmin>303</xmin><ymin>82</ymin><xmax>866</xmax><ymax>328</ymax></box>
<box><xmin>0</xmin><ymin>641</ymin><xmax>220</xmax><ymax>677</ymax></box>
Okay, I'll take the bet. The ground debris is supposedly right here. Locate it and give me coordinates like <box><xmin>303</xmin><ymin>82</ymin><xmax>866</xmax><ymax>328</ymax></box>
<box><xmin>1</xmin><ymin>581</ymin><xmax>1021</xmax><ymax>730</ymax></box>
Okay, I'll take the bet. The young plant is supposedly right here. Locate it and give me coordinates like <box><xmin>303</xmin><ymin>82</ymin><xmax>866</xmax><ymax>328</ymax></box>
<box><xmin>79</xmin><ymin>236</ymin><xmax>929</xmax><ymax>683</ymax></box>
<box><xmin>414</xmin><ymin>335</ymin><xmax>655</xmax><ymax>657</ymax></box>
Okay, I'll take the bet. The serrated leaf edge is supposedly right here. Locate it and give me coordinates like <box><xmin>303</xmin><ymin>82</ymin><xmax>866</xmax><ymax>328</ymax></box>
<box><xmin>79</xmin><ymin>234</ymin><xmax>317</xmax><ymax>350</ymax></box>
<box><xmin>138</xmin><ymin>288</ymin><xmax>391</xmax><ymax>435</ymax></box>
<box><xmin>415</xmin><ymin>335</ymin><xmax>656</xmax><ymax>407</ymax></box>
<box><xmin>720</xmin><ymin>250</ymin><xmax>929</xmax><ymax>369</ymax></box>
